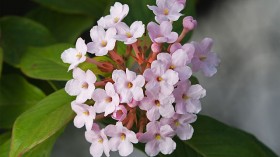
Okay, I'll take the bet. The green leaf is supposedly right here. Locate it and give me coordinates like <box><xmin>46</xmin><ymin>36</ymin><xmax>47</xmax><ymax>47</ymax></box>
<box><xmin>9</xmin><ymin>89</ymin><xmax>74</xmax><ymax>157</ymax></box>
<box><xmin>31</xmin><ymin>0</ymin><xmax>110</xmax><ymax>17</ymax></box>
<box><xmin>0</xmin><ymin>16</ymin><xmax>56</xmax><ymax>67</ymax></box>
<box><xmin>0</xmin><ymin>74</ymin><xmax>46</xmax><ymax>128</ymax></box>
<box><xmin>22</xmin><ymin>131</ymin><xmax>62</xmax><ymax>157</ymax></box>
<box><xmin>0</xmin><ymin>47</ymin><xmax>3</xmax><ymax>78</ymax></box>
<box><xmin>20</xmin><ymin>44</ymin><xmax>73</xmax><ymax>81</ymax></box>
<box><xmin>26</xmin><ymin>7</ymin><xmax>94</xmax><ymax>43</ymax></box>
<box><xmin>0</xmin><ymin>139</ymin><xmax>10</xmax><ymax>157</ymax></box>
<box><xmin>161</xmin><ymin>115</ymin><xmax>277</xmax><ymax>157</ymax></box>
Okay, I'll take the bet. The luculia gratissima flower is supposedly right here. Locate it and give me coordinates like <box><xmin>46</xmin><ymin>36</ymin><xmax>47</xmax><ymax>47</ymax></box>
<box><xmin>61</xmin><ymin>0</ymin><xmax>220</xmax><ymax>156</ymax></box>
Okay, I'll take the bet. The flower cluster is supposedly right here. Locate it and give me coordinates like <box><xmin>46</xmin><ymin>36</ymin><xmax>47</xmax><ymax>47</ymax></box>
<box><xmin>61</xmin><ymin>1</ymin><xmax>220</xmax><ymax>157</ymax></box>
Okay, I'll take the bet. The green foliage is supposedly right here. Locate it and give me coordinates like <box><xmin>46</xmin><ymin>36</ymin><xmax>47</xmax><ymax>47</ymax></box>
<box><xmin>26</xmin><ymin>7</ymin><xmax>94</xmax><ymax>43</ymax></box>
<box><xmin>163</xmin><ymin>115</ymin><xmax>277</xmax><ymax>157</ymax></box>
<box><xmin>9</xmin><ymin>90</ymin><xmax>74</xmax><ymax>157</ymax></box>
<box><xmin>0</xmin><ymin>74</ymin><xmax>46</xmax><ymax>128</ymax></box>
<box><xmin>31</xmin><ymin>0</ymin><xmax>110</xmax><ymax>17</ymax></box>
<box><xmin>0</xmin><ymin>16</ymin><xmax>56</xmax><ymax>67</ymax></box>
<box><xmin>0</xmin><ymin>47</ymin><xmax>3</xmax><ymax>78</ymax></box>
<box><xmin>20</xmin><ymin>44</ymin><xmax>73</xmax><ymax>81</ymax></box>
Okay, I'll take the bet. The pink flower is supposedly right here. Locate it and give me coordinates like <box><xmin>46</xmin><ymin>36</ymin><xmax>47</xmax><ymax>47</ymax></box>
<box><xmin>176</xmin><ymin>0</ymin><xmax>186</xmax><ymax>6</ymax></box>
<box><xmin>170</xmin><ymin>43</ymin><xmax>195</xmax><ymax>61</ymax></box>
<box><xmin>85</xmin><ymin>124</ymin><xmax>110</xmax><ymax>157</ymax></box>
<box><xmin>147</xmin><ymin>21</ymin><xmax>178</xmax><ymax>43</ymax></box>
<box><xmin>61</xmin><ymin>37</ymin><xmax>87</xmax><ymax>71</ymax></box>
<box><xmin>92</xmin><ymin>82</ymin><xmax>120</xmax><ymax>116</ymax></box>
<box><xmin>140</xmin><ymin>89</ymin><xmax>175</xmax><ymax>121</ymax></box>
<box><xmin>148</xmin><ymin>0</ymin><xmax>184</xmax><ymax>23</ymax></box>
<box><xmin>112</xmin><ymin>69</ymin><xmax>145</xmax><ymax>103</ymax></box>
<box><xmin>139</xmin><ymin>121</ymin><xmax>176</xmax><ymax>156</ymax></box>
<box><xmin>191</xmin><ymin>38</ymin><xmax>220</xmax><ymax>77</ymax></box>
<box><xmin>161</xmin><ymin>113</ymin><xmax>196</xmax><ymax>140</ymax></box>
<box><xmin>157</xmin><ymin>49</ymin><xmax>192</xmax><ymax>81</ymax></box>
<box><xmin>105</xmin><ymin>122</ymin><xmax>138</xmax><ymax>156</ymax></box>
<box><xmin>174</xmin><ymin>80</ymin><xmax>206</xmax><ymax>114</ymax></box>
<box><xmin>143</xmin><ymin>61</ymin><xmax>179</xmax><ymax>96</ymax></box>
<box><xmin>71</xmin><ymin>101</ymin><xmax>96</xmax><ymax>130</ymax></box>
<box><xmin>87</xmin><ymin>26</ymin><xmax>116</xmax><ymax>56</ymax></box>
<box><xmin>97</xmin><ymin>2</ymin><xmax>129</xmax><ymax>29</ymax></box>
<box><xmin>183</xmin><ymin>16</ymin><xmax>197</xmax><ymax>30</ymax></box>
<box><xmin>65</xmin><ymin>68</ymin><xmax>96</xmax><ymax>103</ymax></box>
<box><xmin>115</xmin><ymin>21</ymin><xmax>145</xmax><ymax>44</ymax></box>
<box><xmin>111</xmin><ymin>105</ymin><xmax>127</xmax><ymax>122</ymax></box>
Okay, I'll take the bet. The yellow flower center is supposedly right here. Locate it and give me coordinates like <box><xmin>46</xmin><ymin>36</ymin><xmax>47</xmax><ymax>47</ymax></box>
<box><xmin>170</xmin><ymin>65</ymin><xmax>175</xmax><ymax>70</ymax></box>
<box><xmin>83</xmin><ymin>111</ymin><xmax>89</xmax><ymax>116</ymax></box>
<box><xmin>82</xmin><ymin>82</ymin><xmax>89</xmax><ymax>89</ymax></box>
<box><xmin>76</xmin><ymin>52</ymin><xmax>82</xmax><ymax>59</ymax></box>
<box><xmin>101</xmin><ymin>40</ymin><xmax>107</xmax><ymax>47</ymax></box>
<box><xmin>127</xmin><ymin>82</ymin><xmax>133</xmax><ymax>88</ymax></box>
<box><xmin>155</xmin><ymin>100</ymin><xmax>160</xmax><ymax>107</ymax></box>
<box><xmin>105</xmin><ymin>97</ymin><xmax>113</xmax><ymax>103</ymax></box>
<box><xmin>155</xmin><ymin>134</ymin><xmax>161</xmax><ymax>140</ymax></box>
<box><xmin>120</xmin><ymin>133</ymin><xmax>126</xmax><ymax>141</ymax></box>
<box><xmin>114</xmin><ymin>17</ymin><xmax>120</xmax><ymax>23</ymax></box>
<box><xmin>199</xmin><ymin>56</ymin><xmax>207</xmax><ymax>61</ymax></box>
<box><xmin>157</xmin><ymin>76</ymin><xmax>163</xmax><ymax>82</ymax></box>
<box><xmin>175</xmin><ymin>121</ymin><xmax>180</xmax><ymax>127</ymax></box>
<box><xmin>98</xmin><ymin>138</ymin><xmax>103</xmax><ymax>143</ymax></box>
<box><xmin>163</xmin><ymin>8</ymin><xmax>169</xmax><ymax>15</ymax></box>
<box><xmin>126</xmin><ymin>32</ymin><xmax>132</xmax><ymax>38</ymax></box>
<box><xmin>182</xmin><ymin>94</ymin><xmax>189</xmax><ymax>100</ymax></box>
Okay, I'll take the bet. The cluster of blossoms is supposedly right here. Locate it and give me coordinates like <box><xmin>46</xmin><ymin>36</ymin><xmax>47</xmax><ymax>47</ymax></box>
<box><xmin>61</xmin><ymin>0</ymin><xmax>220</xmax><ymax>157</ymax></box>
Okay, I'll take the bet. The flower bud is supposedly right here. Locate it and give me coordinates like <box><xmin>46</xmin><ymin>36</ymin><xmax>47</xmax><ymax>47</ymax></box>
<box><xmin>183</xmin><ymin>16</ymin><xmax>197</xmax><ymax>30</ymax></box>
<box><xmin>151</xmin><ymin>42</ymin><xmax>161</xmax><ymax>52</ymax></box>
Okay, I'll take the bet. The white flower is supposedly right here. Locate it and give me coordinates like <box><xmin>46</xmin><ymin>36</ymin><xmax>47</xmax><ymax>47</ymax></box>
<box><xmin>61</xmin><ymin>37</ymin><xmax>87</xmax><ymax>71</ymax></box>
<box><xmin>87</xmin><ymin>26</ymin><xmax>117</xmax><ymax>56</ymax></box>
<box><xmin>115</xmin><ymin>21</ymin><xmax>145</xmax><ymax>44</ymax></box>
<box><xmin>65</xmin><ymin>68</ymin><xmax>96</xmax><ymax>103</ymax></box>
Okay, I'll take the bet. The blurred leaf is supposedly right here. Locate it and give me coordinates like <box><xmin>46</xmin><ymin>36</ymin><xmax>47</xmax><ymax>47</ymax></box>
<box><xmin>26</xmin><ymin>7</ymin><xmax>94</xmax><ymax>43</ymax></box>
<box><xmin>0</xmin><ymin>47</ymin><xmax>3</xmax><ymax>78</ymax></box>
<box><xmin>0</xmin><ymin>139</ymin><xmax>10</xmax><ymax>157</ymax></box>
<box><xmin>0</xmin><ymin>16</ymin><xmax>56</xmax><ymax>67</ymax></box>
<box><xmin>143</xmin><ymin>115</ymin><xmax>276</xmax><ymax>157</ymax></box>
<box><xmin>9</xmin><ymin>89</ymin><xmax>74</xmax><ymax>157</ymax></box>
<box><xmin>22</xmin><ymin>131</ymin><xmax>62</xmax><ymax>157</ymax></box>
<box><xmin>20</xmin><ymin>44</ymin><xmax>73</xmax><ymax>81</ymax></box>
<box><xmin>189</xmin><ymin>75</ymin><xmax>199</xmax><ymax>84</ymax></box>
<box><xmin>0</xmin><ymin>74</ymin><xmax>46</xmax><ymax>129</ymax></box>
<box><xmin>0</xmin><ymin>132</ymin><xmax>11</xmax><ymax>145</ymax></box>
<box><xmin>31</xmin><ymin>0</ymin><xmax>110</xmax><ymax>17</ymax></box>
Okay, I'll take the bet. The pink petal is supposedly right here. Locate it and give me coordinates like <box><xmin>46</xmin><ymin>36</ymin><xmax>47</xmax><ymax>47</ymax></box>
<box><xmin>159</xmin><ymin>137</ymin><xmax>176</xmax><ymax>155</ymax></box>
<box><xmin>145</xmin><ymin>140</ymin><xmax>160</xmax><ymax>156</ymax></box>
<box><xmin>90</xmin><ymin>142</ymin><xmax>104</xmax><ymax>157</ymax></box>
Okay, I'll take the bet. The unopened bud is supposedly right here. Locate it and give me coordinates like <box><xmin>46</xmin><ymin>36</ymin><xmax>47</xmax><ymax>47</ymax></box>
<box><xmin>151</xmin><ymin>43</ymin><xmax>161</xmax><ymax>52</ymax></box>
<box><xmin>183</xmin><ymin>16</ymin><xmax>197</xmax><ymax>30</ymax></box>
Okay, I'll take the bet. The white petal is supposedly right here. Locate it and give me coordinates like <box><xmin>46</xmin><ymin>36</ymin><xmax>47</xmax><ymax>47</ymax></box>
<box><xmin>118</xmin><ymin>140</ymin><xmax>134</xmax><ymax>156</ymax></box>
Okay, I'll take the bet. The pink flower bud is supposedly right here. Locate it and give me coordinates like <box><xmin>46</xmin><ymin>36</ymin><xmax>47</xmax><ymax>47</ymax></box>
<box><xmin>151</xmin><ymin>43</ymin><xmax>161</xmax><ymax>52</ymax></box>
<box><xmin>183</xmin><ymin>16</ymin><xmax>197</xmax><ymax>30</ymax></box>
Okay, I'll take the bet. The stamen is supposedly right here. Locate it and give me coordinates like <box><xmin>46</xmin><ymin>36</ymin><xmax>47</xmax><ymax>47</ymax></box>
<box><xmin>155</xmin><ymin>134</ymin><xmax>161</xmax><ymax>140</ymax></box>
<box><xmin>82</xmin><ymin>82</ymin><xmax>89</xmax><ymax>89</ymax></box>
<box><xmin>120</xmin><ymin>133</ymin><xmax>126</xmax><ymax>141</ymax></box>
<box><xmin>127</xmin><ymin>82</ymin><xmax>133</xmax><ymax>88</ymax></box>
<box><xmin>199</xmin><ymin>56</ymin><xmax>207</xmax><ymax>61</ymax></box>
<box><xmin>157</xmin><ymin>76</ymin><xmax>163</xmax><ymax>82</ymax></box>
<box><xmin>101</xmin><ymin>40</ymin><xmax>107</xmax><ymax>47</ymax></box>
<box><xmin>83</xmin><ymin>111</ymin><xmax>89</xmax><ymax>116</ymax></box>
<box><xmin>155</xmin><ymin>100</ymin><xmax>160</xmax><ymax>107</ymax></box>
<box><xmin>170</xmin><ymin>65</ymin><xmax>175</xmax><ymax>70</ymax></box>
<box><xmin>114</xmin><ymin>17</ymin><xmax>120</xmax><ymax>23</ymax></box>
<box><xmin>182</xmin><ymin>94</ymin><xmax>190</xmax><ymax>100</ymax></box>
<box><xmin>106</xmin><ymin>97</ymin><xmax>113</xmax><ymax>103</ymax></box>
<box><xmin>126</xmin><ymin>32</ymin><xmax>132</xmax><ymax>38</ymax></box>
<box><xmin>76</xmin><ymin>52</ymin><xmax>82</xmax><ymax>59</ymax></box>
<box><xmin>163</xmin><ymin>8</ymin><xmax>169</xmax><ymax>15</ymax></box>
